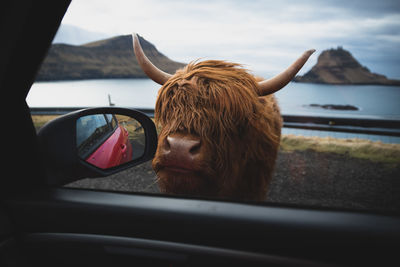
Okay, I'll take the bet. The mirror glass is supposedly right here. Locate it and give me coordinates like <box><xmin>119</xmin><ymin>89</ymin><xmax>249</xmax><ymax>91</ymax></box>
<box><xmin>76</xmin><ymin>113</ymin><xmax>145</xmax><ymax>169</ymax></box>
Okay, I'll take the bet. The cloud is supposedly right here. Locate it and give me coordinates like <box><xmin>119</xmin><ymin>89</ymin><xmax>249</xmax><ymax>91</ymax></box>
<box><xmin>61</xmin><ymin>0</ymin><xmax>400</xmax><ymax>78</ymax></box>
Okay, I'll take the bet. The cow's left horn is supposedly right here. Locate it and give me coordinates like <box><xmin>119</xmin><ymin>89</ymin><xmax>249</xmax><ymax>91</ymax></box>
<box><xmin>258</xmin><ymin>49</ymin><xmax>315</xmax><ymax>96</ymax></box>
<box><xmin>132</xmin><ymin>33</ymin><xmax>172</xmax><ymax>85</ymax></box>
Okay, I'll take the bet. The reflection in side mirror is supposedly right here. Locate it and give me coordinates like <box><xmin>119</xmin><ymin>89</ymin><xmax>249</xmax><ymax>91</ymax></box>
<box><xmin>37</xmin><ymin>107</ymin><xmax>158</xmax><ymax>186</ymax></box>
<box><xmin>76</xmin><ymin>114</ymin><xmax>145</xmax><ymax>169</ymax></box>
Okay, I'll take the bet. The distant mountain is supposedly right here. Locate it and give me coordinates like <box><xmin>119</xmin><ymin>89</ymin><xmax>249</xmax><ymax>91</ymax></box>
<box><xmin>53</xmin><ymin>24</ymin><xmax>110</xmax><ymax>45</ymax></box>
<box><xmin>36</xmin><ymin>34</ymin><xmax>185</xmax><ymax>81</ymax></box>
<box><xmin>294</xmin><ymin>47</ymin><xmax>400</xmax><ymax>86</ymax></box>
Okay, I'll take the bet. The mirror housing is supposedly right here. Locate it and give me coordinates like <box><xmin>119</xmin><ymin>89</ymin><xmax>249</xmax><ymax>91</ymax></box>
<box><xmin>37</xmin><ymin>107</ymin><xmax>158</xmax><ymax>186</ymax></box>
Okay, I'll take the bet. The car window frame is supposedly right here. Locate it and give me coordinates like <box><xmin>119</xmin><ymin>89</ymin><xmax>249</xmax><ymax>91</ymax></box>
<box><xmin>2</xmin><ymin>1</ymin><xmax>400</xmax><ymax>266</ymax></box>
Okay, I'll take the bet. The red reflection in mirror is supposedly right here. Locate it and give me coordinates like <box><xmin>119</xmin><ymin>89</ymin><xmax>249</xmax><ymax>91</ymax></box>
<box><xmin>77</xmin><ymin>114</ymin><xmax>145</xmax><ymax>170</ymax></box>
<box><xmin>85</xmin><ymin>125</ymin><xmax>133</xmax><ymax>169</ymax></box>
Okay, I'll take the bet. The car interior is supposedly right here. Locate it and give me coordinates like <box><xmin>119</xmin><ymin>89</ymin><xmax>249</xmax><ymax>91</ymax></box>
<box><xmin>1</xmin><ymin>1</ymin><xmax>399</xmax><ymax>266</ymax></box>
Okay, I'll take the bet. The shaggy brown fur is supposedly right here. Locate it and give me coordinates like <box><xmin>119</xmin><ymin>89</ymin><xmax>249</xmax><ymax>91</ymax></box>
<box><xmin>152</xmin><ymin>60</ymin><xmax>282</xmax><ymax>201</ymax></box>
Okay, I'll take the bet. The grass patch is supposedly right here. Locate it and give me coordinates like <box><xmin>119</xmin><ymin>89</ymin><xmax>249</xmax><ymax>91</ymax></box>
<box><xmin>32</xmin><ymin>114</ymin><xmax>400</xmax><ymax>166</ymax></box>
<box><xmin>31</xmin><ymin>115</ymin><xmax>60</xmax><ymax>130</ymax></box>
<box><xmin>115</xmin><ymin>115</ymin><xmax>146</xmax><ymax>146</ymax></box>
<box><xmin>281</xmin><ymin>134</ymin><xmax>400</xmax><ymax>165</ymax></box>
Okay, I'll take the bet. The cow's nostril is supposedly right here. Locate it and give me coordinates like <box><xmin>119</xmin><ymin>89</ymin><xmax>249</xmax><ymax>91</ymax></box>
<box><xmin>163</xmin><ymin>137</ymin><xmax>171</xmax><ymax>151</ymax></box>
<box><xmin>189</xmin><ymin>141</ymin><xmax>201</xmax><ymax>155</ymax></box>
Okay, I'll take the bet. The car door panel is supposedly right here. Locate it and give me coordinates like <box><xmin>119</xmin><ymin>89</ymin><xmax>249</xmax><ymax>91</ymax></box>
<box><xmin>5</xmin><ymin>188</ymin><xmax>400</xmax><ymax>266</ymax></box>
<box><xmin>0</xmin><ymin>209</ymin><xmax>16</xmax><ymax>267</ymax></box>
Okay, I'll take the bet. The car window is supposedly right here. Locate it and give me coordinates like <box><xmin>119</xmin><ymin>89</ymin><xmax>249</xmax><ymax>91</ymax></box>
<box><xmin>76</xmin><ymin>114</ymin><xmax>113</xmax><ymax>158</ymax></box>
<box><xmin>28</xmin><ymin>0</ymin><xmax>400</xmax><ymax>214</ymax></box>
<box><xmin>108</xmin><ymin>114</ymin><xmax>118</xmax><ymax>130</ymax></box>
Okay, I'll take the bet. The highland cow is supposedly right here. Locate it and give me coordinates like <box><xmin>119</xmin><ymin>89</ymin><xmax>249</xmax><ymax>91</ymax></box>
<box><xmin>133</xmin><ymin>34</ymin><xmax>314</xmax><ymax>201</ymax></box>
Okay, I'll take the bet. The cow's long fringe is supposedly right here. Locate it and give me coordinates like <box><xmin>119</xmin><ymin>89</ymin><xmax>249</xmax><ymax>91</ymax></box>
<box><xmin>153</xmin><ymin>60</ymin><xmax>282</xmax><ymax>201</ymax></box>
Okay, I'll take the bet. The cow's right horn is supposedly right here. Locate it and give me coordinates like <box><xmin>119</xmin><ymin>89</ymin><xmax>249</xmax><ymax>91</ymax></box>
<box><xmin>257</xmin><ymin>49</ymin><xmax>315</xmax><ymax>96</ymax></box>
<box><xmin>132</xmin><ymin>33</ymin><xmax>172</xmax><ymax>85</ymax></box>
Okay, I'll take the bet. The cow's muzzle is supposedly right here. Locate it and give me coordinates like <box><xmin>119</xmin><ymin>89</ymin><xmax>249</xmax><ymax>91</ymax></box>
<box><xmin>158</xmin><ymin>134</ymin><xmax>202</xmax><ymax>173</ymax></box>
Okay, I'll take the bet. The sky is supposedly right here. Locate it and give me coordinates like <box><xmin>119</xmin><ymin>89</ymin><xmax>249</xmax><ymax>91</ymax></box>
<box><xmin>60</xmin><ymin>0</ymin><xmax>400</xmax><ymax>79</ymax></box>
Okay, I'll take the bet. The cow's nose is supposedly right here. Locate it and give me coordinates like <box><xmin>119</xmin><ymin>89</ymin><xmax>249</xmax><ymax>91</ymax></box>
<box><xmin>164</xmin><ymin>135</ymin><xmax>201</xmax><ymax>157</ymax></box>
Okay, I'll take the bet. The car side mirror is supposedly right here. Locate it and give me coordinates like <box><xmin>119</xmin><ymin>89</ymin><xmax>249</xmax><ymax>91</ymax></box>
<box><xmin>37</xmin><ymin>107</ymin><xmax>158</xmax><ymax>186</ymax></box>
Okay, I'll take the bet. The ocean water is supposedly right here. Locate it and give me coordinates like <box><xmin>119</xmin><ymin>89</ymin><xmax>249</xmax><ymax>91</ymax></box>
<box><xmin>27</xmin><ymin>79</ymin><xmax>400</xmax><ymax>143</ymax></box>
<box><xmin>27</xmin><ymin>79</ymin><xmax>400</xmax><ymax>120</ymax></box>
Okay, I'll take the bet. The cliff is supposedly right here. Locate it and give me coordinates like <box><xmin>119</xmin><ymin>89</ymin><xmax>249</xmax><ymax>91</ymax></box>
<box><xmin>294</xmin><ymin>47</ymin><xmax>400</xmax><ymax>86</ymax></box>
<box><xmin>36</xmin><ymin>34</ymin><xmax>185</xmax><ymax>81</ymax></box>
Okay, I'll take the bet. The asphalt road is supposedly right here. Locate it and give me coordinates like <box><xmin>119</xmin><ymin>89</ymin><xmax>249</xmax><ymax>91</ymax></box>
<box><xmin>67</xmin><ymin>150</ymin><xmax>400</xmax><ymax>213</ymax></box>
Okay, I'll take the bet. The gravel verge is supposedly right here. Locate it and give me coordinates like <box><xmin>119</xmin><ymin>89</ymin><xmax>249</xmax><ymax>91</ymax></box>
<box><xmin>67</xmin><ymin>150</ymin><xmax>400</xmax><ymax>213</ymax></box>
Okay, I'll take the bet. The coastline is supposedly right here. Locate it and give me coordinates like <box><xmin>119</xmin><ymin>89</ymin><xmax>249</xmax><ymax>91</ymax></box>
<box><xmin>293</xmin><ymin>80</ymin><xmax>400</xmax><ymax>87</ymax></box>
<box><xmin>35</xmin><ymin>76</ymin><xmax>400</xmax><ymax>86</ymax></box>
